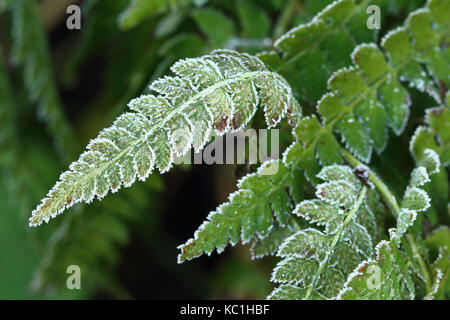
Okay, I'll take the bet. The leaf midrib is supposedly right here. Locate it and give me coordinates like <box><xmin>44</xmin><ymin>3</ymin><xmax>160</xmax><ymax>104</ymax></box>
<box><xmin>60</xmin><ymin>70</ymin><xmax>276</xmax><ymax>211</ymax></box>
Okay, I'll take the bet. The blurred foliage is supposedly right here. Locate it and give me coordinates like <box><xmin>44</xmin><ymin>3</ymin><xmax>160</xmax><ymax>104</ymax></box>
<box><xmin>0</xmin><ymin>0</ymin><xmax>442</xmax><ymax>299</ymax></box>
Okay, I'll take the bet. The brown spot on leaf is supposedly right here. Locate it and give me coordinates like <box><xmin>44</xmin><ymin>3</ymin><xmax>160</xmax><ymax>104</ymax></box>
<box><xmin>232</xmin><ymin>118</ymin><xmax>239</xmax><ymax>130</ymax></box>
<box><xmin>357</xmin><ymin>264</ymin><xmax>367</xmax><ymax>277</ymax></box>
<box><xmin>41</xmin><ymin>200</ymin><xmax>51</xmax><ymax>210</ymax></box>
<box><xmin>215</xmin><ymin>117</ymin><xmax>229</xmax><ymax>132</ymax></box>
<box><xmin>438</xmin><ymin>80</ymin><xmax>448</xmax><ymax>101</ymax></box>
<box><xmin>271</xmin><ymin>116</ymin><xmax>279</xmax><ymax>125</ymax></box>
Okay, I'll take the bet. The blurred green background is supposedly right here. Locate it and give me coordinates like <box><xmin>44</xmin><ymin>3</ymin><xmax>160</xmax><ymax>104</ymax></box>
<box><xmin>0</xmin><ymin>0</ymin><xmax>427</xmax><ymax>299</ymax></box>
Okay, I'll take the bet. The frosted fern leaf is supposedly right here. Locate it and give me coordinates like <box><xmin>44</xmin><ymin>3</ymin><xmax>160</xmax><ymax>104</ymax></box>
<box><xmin>269</xmin><ymin>165</ymin><xmax>376</xmax><ymax>300</ymax></box>
<box><xmin>30</xmin><ymin>50</ymin><xmax>300</xmax><ymax>226</ymax></box>
<box><xmin>283</xmin><ymin>0</ymin><xmax>450</xmax><ymax>183</ymax></box>
<box><xmin>268</xmin><ymin>285</ymin><xmax>325</xmax><ymax>300</ymax></box>
<box><xmin>340</xmin><ymin>159</ymin><xmax>438</xmax><ymax>300</ymax></box>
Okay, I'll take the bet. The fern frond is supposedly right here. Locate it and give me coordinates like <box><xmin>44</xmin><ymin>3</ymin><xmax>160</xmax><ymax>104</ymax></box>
<box><xmin>260</xmin><ymin>0</ymin><xmax>378</xmax><ymax>104</ymax></box>
<box><xmin>30</xmin><ymin>50</ymin><xmax>300</xmax><ymax>226</ymax></box>
<box><xmin>258</xmin><ymin>0</ymin><xmax>424</xmax><ymax>105</ymax></box>
<box><xmin>269</xmin><ymin>165</ymin><xmax>377</xmax><ymax>300</ymax></box>
<box><xmin>410</xmin><ymin>96</ymin><xmax>450</xmax><ymax>169</ymax></box>
<box><xmin>338</xmin><ymin>152</ymin><xmax>438</xmax><ymax>300</ymax></box>
<box><xmin>7</xmin><ymin>0</ymin><xmax>77</xmax><ymax>159</ymax></box>
<box><xmin>283</xmin><ymin>0</ymin><xmax>450</xmax><ymax>181</ymax></box>
<box><xmin>178</xmin><ymin>161</ymin><xmax>304</xmax><ymax>262</ymax></box>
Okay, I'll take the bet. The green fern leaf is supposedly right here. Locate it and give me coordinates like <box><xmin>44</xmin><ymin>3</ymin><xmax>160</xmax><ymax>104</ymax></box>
<box><xmin>259</xmin><ymin>0</ymin><xmax>385</xmax><ymax>105</ymax></box>
<box><xmin>411</xmin><ymin>102</ymin><xmax>450</xmax><ymax>169</ymax></box>
<box><xmin>30</xmin><ymin>49</ymin><xmax>299</xmax><ymax>226</ymax></box>
<box><xmin>339</xmin><ymin>156</ymin><xmax>439</xmax><ymax>300</ymax></box>
<box><xmin>268</xmin><ymin>284</ymin><xmax>325</xmax><ymax>300</ymax></box>
<box><xmin>250</xmin><ymin>225</ymin><xmax>296</xmax><ymax>260</ymax></box>
<box><xmin>284</xmin><ymin>1</ymin><xmax>450</xmax><ymax>181</ymax></box>
<box><xmin>269</xmin><ymin>165</ymin><xmax>375</xmax><ymax>299</ymax></box>
<box><xmin>31</xmin><ymin>178</ymin><xmax>162</xmax><ymax>297</ymax></box>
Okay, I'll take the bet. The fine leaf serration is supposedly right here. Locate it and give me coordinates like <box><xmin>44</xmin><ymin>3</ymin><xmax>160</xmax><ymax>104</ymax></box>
<box><xmin>283</xmin><ymin>0</ymin><xmax>450</xmax><ymax>182</ymax></box>
<box><xmin>269</xmin><ymin>165</ymin><xmax>376</xmax><ymax>300</ymax></box>
<box><xmin>338</xmin><ymin>152</ymin><xmax>437</xmax><ymax>300</ymax></box>
<box><xmin>30</xmin><ymin>49</ymin><xmax>300</xmax><ymax>226</ymax></box>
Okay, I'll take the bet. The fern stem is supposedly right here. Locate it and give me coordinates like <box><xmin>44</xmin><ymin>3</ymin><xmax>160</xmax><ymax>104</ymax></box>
<box><xmin>341</xmin><ymin>148</ymin><xmax>433</xmax><ymax>293</ymax></box>
<box><xmin>405</xmin><ymin>234</ymin><xmax>433</xmax><ymax>293</ymax></box>
<box><xmin>304</xmin><ymin>186</ymin><xmax>368</xmax><ymax>300</ymax></box>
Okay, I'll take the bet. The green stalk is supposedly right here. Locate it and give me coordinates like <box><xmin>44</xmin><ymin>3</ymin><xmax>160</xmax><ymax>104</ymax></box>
<box><xmin>273</xmin><ymin>0</ymin><xmax>299</xmax><ymax>39</ymax></box>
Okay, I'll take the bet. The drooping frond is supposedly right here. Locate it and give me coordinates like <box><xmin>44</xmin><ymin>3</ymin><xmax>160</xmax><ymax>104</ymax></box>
<box><xmin>283</xmin><ymin>0</ymin><xmax>450</xmax><ymax>182</ymax></box>
<box><xmin>30</xmin><ymin>49</ymin><xmax>300</xmax><ymax>226</ymax></box>
<box><xmin>338</xmin><ymin>151</ymin><xmax>438</xmax><ymax>300</ymax></box>
<box><xmin>6</xmin><ymin>0</ymin><xmax>77</xmax><ymax>159</ymax></box>
<box><xmin>177</xmin><ymin>161</ymin><xmax>304</xmax><ymax>263</ymax></box>
<box><xmin>268</xmin><ymin>165</ymin><xmax>377</xmax><ymax>300</ymax></box>
<box><xmin>118</xmin><ymin>0</ymin><xmax>208</xmax><ymax>30</ymax></box>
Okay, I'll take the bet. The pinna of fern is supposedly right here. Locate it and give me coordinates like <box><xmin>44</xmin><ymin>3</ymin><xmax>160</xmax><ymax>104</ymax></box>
<box><xmin>270</xmin><ymin>147</ymin><xmax>439</xmax><ymax>300</ymax></box>
<box><xmin>338</xmin><ymin>149</ymin><xmax>441</xmax><ymax>300</ymax></box>
<box><xmin>283</xmin><ymin>0</ymin><xmax>450</xmax><ymax>183</ymax></box>
<box><xmin>258</xmin><ymin>0</ymin><xmax>426</xmax><ymax>106</ymax></box>
<box><xmin>410</xmin><ymin>92</ymin><xmax>450</xmax><ymax>171</ymax></box>
<box><xmin>268</xmin><ymin>165</ymin><xmax>377</xmax><ymax>300</ymax></box>
<box><xmin>30</xmin><ymin>49</ymin><xmax>301</xmax><ymax>226</ymax></box>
